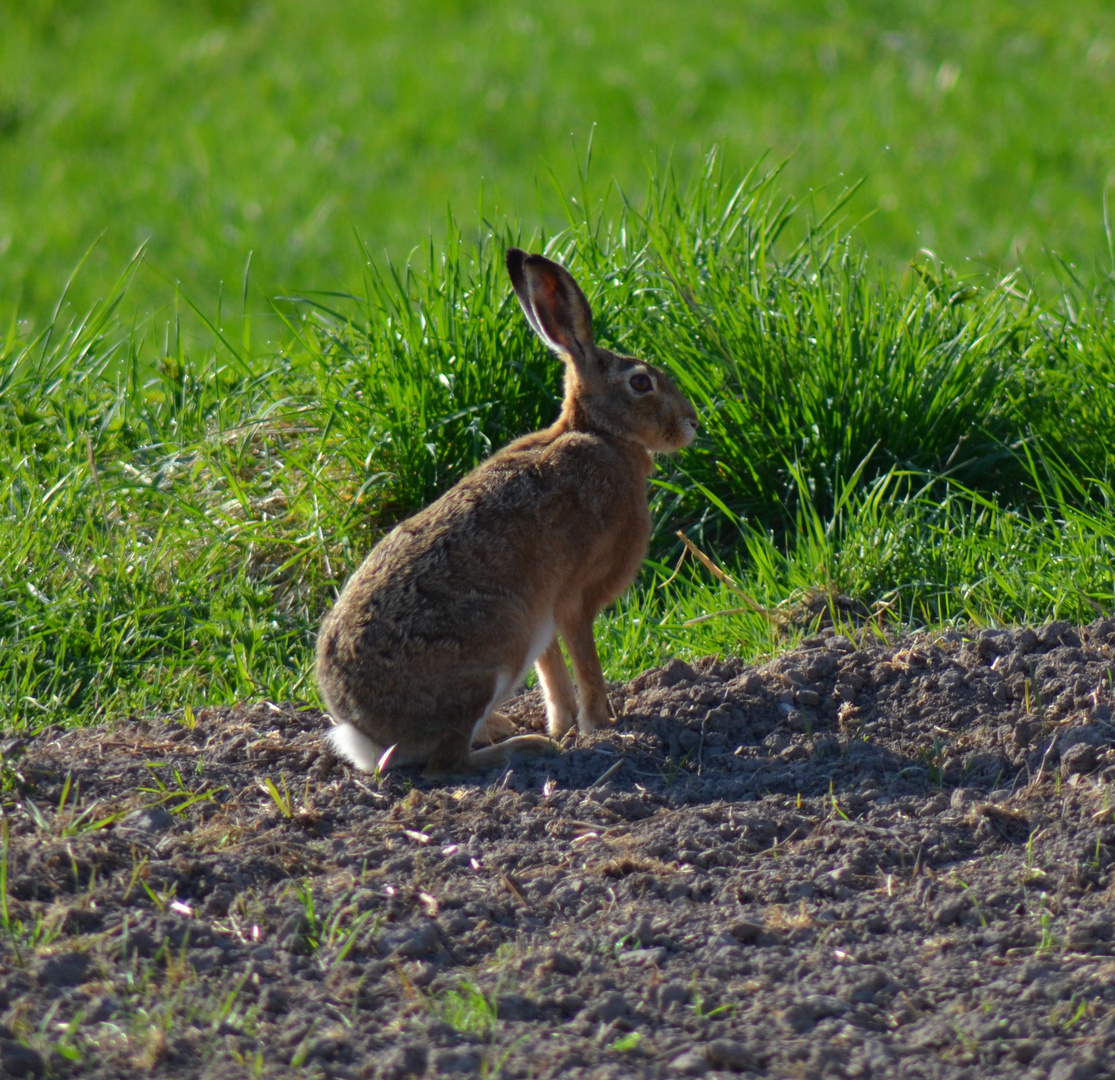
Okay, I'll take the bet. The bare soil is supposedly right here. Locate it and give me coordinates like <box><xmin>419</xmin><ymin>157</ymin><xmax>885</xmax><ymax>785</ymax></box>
<box><xmin>4</xmin><ymin>621</ymin><xmax>1115</xmax><ymax>1079</ymax></box>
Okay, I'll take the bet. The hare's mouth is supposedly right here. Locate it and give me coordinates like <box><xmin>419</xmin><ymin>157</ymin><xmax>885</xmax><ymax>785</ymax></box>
<box><xmin>677</xmin><ymin>416</ymin><xmax>699</xmax><ymax>448</ymax></box>
<box><xmin>651</xmin><ymin>419</ymin><xmax>697</xmax><ymax>454</ymax></box>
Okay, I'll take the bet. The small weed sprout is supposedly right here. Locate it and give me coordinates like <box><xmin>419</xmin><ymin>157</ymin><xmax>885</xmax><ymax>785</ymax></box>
<box><xmin>1059</xmin><ymin>999</ymin><xmax>1089</xmax><ymax>1030</ymax></box>
<box><xmin>294</xmin><ymin>881</ymin><xmax>322</xmax><ymax>952</ymax></box>
<box><xmin>0</xmin><ymin>750</ymin><xmax>23</xmax><ymax>793</ymax></box>
<box><xmin>689</xmin><ymin>976</ymin><xmax>735</xmax><ymax>1020</ymax></box>
<box><xmin>2</xmin><ymin>818</ymin><xmax>28</xmax><ymax>966</ymax></box>
<box><xmin>661</xmin><ymin>752</ymin><xmax>691</xmax><ymax>788</ymax></box>
<box><xmin>50</xmin><ymin>1013</ymin><xmax>85</xmax><ymax>1065</ymax></box>
<box><xmin>320</xmin><ymin>897</ymin><xmax>375</xmax><ymax>965</ymax></box>
<box><xmin>613</xmin><ymin>933</ymin><xmax>641</xmax><ymax>961</ymax></box>
<box><xmin>122</xmin><ymin>853</ymin><xmax>151</xmax><ymax>904</ymax></box>
<box><xmin>1036</xmin><ymin>893</ymin><xmax>1058</xmax><ymax>955</ymax></box>
<box><xmin>262</xmin><ymin>776</ymin><xmax>293</xmax><ymax>819</ymax></box>
<box><xmin>278</xmin><ymin>882</ymin><xmax>376</xmax><ymax>966</ymax></box>
<box><xmin>440</xmin><ymin>980</ymin><xmax>498</xmax><ymax>1037</ymax></box>
<box><xmin>141</xmin><ymin>764</ymin><xmax>225</xmax><ymax>816</ymax></box>
<box><xmin>610</xmin><ymin>1031</ymin><xmax>642</xmax><ymax>1053</ymax></box>
<box><xmin>140</xmin><ymin>875</ymin><xmax>178</xmax><ymax>915</ymax></box>
<box><xmin>1025</xmin><ymin>828</ymin><xmax>1038</xmax><ymax>868</ymax></box>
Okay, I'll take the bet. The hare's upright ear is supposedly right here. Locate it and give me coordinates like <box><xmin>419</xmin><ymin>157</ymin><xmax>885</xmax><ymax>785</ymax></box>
<box><xmin>506</xmin><ymin>249</ymin><xmax>595</xmax><ymax>365</ymax></box>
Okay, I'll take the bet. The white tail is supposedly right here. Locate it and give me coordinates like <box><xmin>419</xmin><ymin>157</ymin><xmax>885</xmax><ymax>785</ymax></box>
<box><xmin>327</xmin><ymin>723</ymin><xmax>386</xmax><ymax>773</ymax></box>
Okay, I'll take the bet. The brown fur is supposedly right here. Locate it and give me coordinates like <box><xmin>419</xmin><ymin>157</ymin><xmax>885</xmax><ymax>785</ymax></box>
<box><xmin>316</xmin><ymin>249</ymin><xmax>698</xmax><ymax>774</ymax></box>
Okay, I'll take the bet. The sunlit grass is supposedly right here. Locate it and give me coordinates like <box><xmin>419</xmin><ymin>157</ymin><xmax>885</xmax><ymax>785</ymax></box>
<box><xmin>4</xmin><ymin>1</ymin><xmax>1115</xmax><ymax>327</ymax></box>
<box><xmin>600</xmin><ymin>465</ymin><xmax>1115</xmax><ymax>680</ymax></box>
<box><xmin>4</xmin><ymin>161</ymin><xmax>1115</xmax><ymax>732</ymax></box>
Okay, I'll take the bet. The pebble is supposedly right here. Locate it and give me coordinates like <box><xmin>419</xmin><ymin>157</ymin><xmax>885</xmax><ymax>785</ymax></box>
<box><xmin>934</xmin><ymin>898</ymin><xmax>968</xmax><ymax>927</ymax></box>
<box><xmin>433</xmin><ymin>1049</ymin><xmax>482</xmax><ymax>1074</ymax></box>
<box><xmin>260</xmin><ymin>986</ymin><xmax>291</xmax><ymax>1014</ymax></box>
<box><xmin>659</xmin><ymin>982</ymin><xmax>691</xmax><ymax>1007</ymax></box>
<box><xmin>120</xmin><ymin>805</ymin><xmax>175</xmax><ymax>834</ymax></box>
<box><xmin>779</xmin><ymin>1003</ymin><xmax>816</xmax><ymax>1034</ymax></box>
<box><xmin>780</xmin><ymin>994</ymin><xmax>847</xmax><ymax>1033</ymax></box>
<box><xmin>1049</xmin><ymin>1061</ymin><xmax>1096</xmax><ymax>1080</ymax></box>
<box><xmin>592</xmin><ymin>991</ymin><xmax>630</xmax><ymax>1022</ymax></box>
<box><xmin>727</xmin><ymin>919</ymin><xmax>764</xmax><ymax>943</ymax></box>
<box><xmin>36</xmin><ymin>951</ymin><xmax>91</xmax><ymax>988</ymax></box>
<box><xmin>544</xmin><ymin>948</ymin><xmax>579</xmax><ymax>975</ymax></box>
<box><xmin>1061</xmin><ymin>742</ymin><xmax>1098</xmax><ymax>776</ymax></box>
<box><xmin>377</xmin><ymin>923</ymin><xmax>439</xmax><ymax>958</ymax></box>
<box><xmin>376</xmin><ymin>1044</ymin><xmax>427</xmax><ymax>1080</ymax></box>
<box><xmin>706</xmin><ymin>1038</ymin><xmax>755</xmax><ymax>1071</ymax></box>
<box><xmin>950</xmin><ymin>787</ymin><xmax>980</xmax><ymax>810</ymax></box>
<box><xmin>557</xmin><ymin>992</ymin><xmax>585</xmax><ymax>1016</ymax></box>
<box><xmin>668</xmin><ymin>1050</ymin><xmax>709</xmax><ymax>1076</ymax></box>
<box><xmin>617</xmin><ymin>947</ymin><xmax>667</xmax><ymax>967</ymax></box>
<box><xmin>0</xmin><ymin>1040</ymin><xmax>44</xmax><ymax>1079</ymax></box>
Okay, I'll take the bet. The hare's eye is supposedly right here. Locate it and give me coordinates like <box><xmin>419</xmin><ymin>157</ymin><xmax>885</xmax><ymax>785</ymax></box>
<box><xmin>630</xmin><ymin>373</ymin><xmax>653</xmax><ymax>394</ymax></box>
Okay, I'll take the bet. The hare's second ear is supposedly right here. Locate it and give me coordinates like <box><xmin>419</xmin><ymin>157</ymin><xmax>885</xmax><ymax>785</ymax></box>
<box><xmin>506</xmin><ymin>249</ymin><xmax>594</xmax><ymax>363</ymax></box>
<box><xmin>506</xmin><ymin>248</ymin><xmax>546</xmax><ymax>340</ymax></box>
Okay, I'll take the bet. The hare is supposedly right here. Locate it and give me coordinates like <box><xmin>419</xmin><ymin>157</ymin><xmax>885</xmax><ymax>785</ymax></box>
<box><xmin>316</xmin><ymin>248</ymin><xmax>698</xmax><ymax>774</ymax></box>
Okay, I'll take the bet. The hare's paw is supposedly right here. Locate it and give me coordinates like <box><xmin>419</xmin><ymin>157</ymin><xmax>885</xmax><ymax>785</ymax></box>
<box><xmin>575</xmin><ymin>707</ymin><xmax>615</xmax><ymax>735</ymax></box>
<box><xmin>476</xmin><ymin>710</ymin><xmax>517</xmax><ymax>745</ymax></box>
<box><xmin>546</xmin><ymin>707</ymin><xmax>576</xmax><ymax>741</ymax></box>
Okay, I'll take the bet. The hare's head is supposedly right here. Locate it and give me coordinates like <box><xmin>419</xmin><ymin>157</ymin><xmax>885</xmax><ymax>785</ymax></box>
<box><xmin>507</xmin><ymin>249</ymin><xmax>698</xmax><ymax>453</ymax></box>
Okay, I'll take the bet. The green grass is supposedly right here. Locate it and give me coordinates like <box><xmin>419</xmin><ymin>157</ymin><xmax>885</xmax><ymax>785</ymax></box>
<box><xmin>5</xmin><ymin>160</ymin><xmax>1115</xmax><ymax>733</ymax></box>
<box><xmin>4</xmin><ymin>0</ymin><xmax>1115</xmax><ymax>329</ymax></box>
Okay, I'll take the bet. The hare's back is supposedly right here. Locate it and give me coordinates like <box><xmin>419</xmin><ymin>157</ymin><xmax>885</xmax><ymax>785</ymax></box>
<box><xmin>326</xmin><ymin>456</ymin><xmax>560</xmax><ymax>642</ymax></box>
<box><xmin>327</xmin><ymin>431</ymin><xmax>642</xmax><ymax>640</ymax></box>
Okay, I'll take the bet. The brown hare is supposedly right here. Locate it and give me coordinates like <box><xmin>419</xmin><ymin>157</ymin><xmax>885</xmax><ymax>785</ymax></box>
<box><xmin>316</xmin><ymin>248</ymin><xmax>698</xmax><ymax>774</ymax></box>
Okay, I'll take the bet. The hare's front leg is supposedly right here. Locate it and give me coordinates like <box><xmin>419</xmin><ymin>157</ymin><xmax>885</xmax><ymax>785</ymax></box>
<box><xmin>559</xmin><ymin>613</ymin><xmax>613</xmax><ymax>734</ymax></box>
<box><xmin>536</xmin><ymin>638</ymin><xmax>577</xmax><ymax>739</ymax></box>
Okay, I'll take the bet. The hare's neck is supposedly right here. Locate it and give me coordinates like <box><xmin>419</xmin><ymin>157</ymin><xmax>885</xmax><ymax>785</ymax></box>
<box><xmin>555</xmin><ymin>400</ymin><xmax>653</xmax><ymax>477</ymax></box>
<box><xmin>560</xmin><ymin>393</ymin><xmax>626</xmax><ymax>438</ymax></box>
<box><xmin>559</xmin><ymin>395</ymin><xmax>590</xmax><ymax>433</ymax></box>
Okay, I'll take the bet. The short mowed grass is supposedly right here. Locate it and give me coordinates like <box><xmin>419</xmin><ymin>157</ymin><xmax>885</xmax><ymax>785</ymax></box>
<box><xmin>5</xmin><ymin>161</ymin><xmax>1115</xmax><ymax>733</ymax></box>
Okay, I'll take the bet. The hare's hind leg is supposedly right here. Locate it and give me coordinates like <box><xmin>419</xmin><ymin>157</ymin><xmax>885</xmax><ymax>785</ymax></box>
<box><xmin>427</xmin><ymin>655</ymin><xmax>564</xmax><ymax>776</ymax></box>
<box><xmin>464</xmin><ymin>690</ymin><xmax>559</xmax><ymax>767</ymax></box>
<box><xmin>468</xmin><ymin>734</ymin><xmax>558</xmax><ymax>768</ymax></box>
<box><xmin>423</xmin><ymin>726</ymin><xmax>476</xmax><ymax>776</ymax></box>
<box><xmin>536</xmin><ymin>638</ymin><xmax>577</xmax><ymax>739</ymax></box>
<box><xmin>425</xmin><ymin>675</ymin><xmax>553</xmax><ymax>776</ymax></box>
<box><xmin>426</xmin><ymin>725</ymin><xmax>556</xmax><ymax>775</ymax></box>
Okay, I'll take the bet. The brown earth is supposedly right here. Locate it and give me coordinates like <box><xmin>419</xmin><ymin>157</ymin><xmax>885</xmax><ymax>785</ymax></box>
<box><xmin>3</xmin><ymin>620</ymin><xmax>1115</xmax><ymax>1079</ymax></box>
